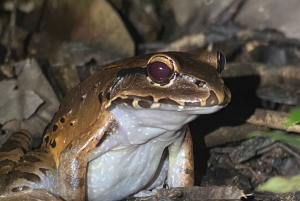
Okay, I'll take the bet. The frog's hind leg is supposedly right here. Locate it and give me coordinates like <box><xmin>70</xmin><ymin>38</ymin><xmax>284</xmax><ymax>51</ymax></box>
<box><xmin>0</xmin><ymin>130</ymin><xmax>32</xmax><ymax>175</ymax></box>
<box><xmin>143</xmin><ymin>126</ymin><xmax>194</xmax><ymax>190</ymax></box>
<box><xmin>0</xmin><ymin>130</ymin><xmax>32</xmax><ymax>193</ymax></box>
<box><xmin>134</xmin><ymin>126</ymin><xmax>194</xmax><ymax>199</ymax></box>
<box><xmin>0</xmin><ymin>130</ymin><xmax>57</xmax><ymax>194</ymax></box>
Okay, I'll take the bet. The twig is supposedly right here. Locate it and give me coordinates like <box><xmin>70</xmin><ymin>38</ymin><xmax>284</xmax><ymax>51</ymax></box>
<box><xmin>245</xmin><ymin>108</ymin><xmax>300</xmax><ymax>133</ymax></box>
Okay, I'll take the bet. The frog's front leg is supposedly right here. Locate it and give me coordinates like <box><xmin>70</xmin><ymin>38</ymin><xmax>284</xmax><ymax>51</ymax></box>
<box><xmin>168</xmin><ymin>125</ymin><xmax>194</xmax><ymax>187</ymax></box>
<box><xmin>56</xmin><ymin>111</ymin><xmax>115</xmax><ymax>201</ymax></box>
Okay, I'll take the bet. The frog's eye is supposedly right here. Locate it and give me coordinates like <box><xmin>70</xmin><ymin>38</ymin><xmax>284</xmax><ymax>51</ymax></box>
<box><xmin>147</xmin><ymin>56</ymin><xmax>174</xmax><ymax>84</ymax></box>
<box><xmin>217</xmin><ymin>51</ymin><xmax>226</xmax><ymax>73</ymax></box>
<box><xmin>194</xmin><ymin>50</ymin><xmax>226</xmax><ymax>73</ymax></box>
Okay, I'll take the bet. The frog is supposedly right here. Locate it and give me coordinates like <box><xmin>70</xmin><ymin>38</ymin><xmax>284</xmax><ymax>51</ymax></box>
<box><xmin>0</xmin><ymin>50</ymin><xmax>231</xmax><ymax>201</ymax></box>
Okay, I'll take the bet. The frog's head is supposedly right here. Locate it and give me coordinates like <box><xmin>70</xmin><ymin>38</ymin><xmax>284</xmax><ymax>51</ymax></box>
<box><xmin>105</xmin><ymin>50</ymin><xmax>231</xmax><ymax>115</ymax></box>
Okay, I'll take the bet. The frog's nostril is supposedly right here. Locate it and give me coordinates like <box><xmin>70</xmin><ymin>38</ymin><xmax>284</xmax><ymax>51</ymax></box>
<box><xmin>193</xmin><ymin>79</ymin><xmax>205</xmax><ymax>87</ymax></box>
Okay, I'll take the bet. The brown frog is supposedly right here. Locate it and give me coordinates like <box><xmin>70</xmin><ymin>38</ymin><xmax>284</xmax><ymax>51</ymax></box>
<box><xmin>0</xmin><ymin>50</ymin><xmax>230</xmax><ymax>200</ymax></box>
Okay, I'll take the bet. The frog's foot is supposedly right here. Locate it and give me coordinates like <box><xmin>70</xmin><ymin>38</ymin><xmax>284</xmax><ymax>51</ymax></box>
<box><xmin>134</xmin><ymin>189</ymin><xmax>157</xmax><ymax>197</ymax></box>
<box><xmin>134</xmin><ymin>183</ymin><xmax>164</xmax><ymax>197</ymax></box>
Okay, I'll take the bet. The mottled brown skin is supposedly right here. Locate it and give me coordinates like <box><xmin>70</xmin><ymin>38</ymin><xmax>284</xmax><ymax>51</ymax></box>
<box><xmin>0</xmin><ymin>51</ymin><xmax>230</xmax><ymax>200</ymax></box>
<box><xmin>0</xmin><ymin>130</ymin><xmax>31</xmax><ymax>175</ymax></box>
<box><xmin>43</xmin><ymin>51</ymin><xmax>228</xmax><ymax>165</ymax></box>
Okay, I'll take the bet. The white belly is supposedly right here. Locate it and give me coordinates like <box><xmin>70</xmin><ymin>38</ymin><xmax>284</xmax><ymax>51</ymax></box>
<box><xmin>87</xmin><ymin>139</ymin><xmax>169</xmax><ymax>201</ymax></box>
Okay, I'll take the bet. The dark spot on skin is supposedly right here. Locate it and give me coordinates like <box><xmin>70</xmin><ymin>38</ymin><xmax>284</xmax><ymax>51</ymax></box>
<box><xmin>44</xmin><ymin>136</ymin><xmax>49</xmax><ymax>147</ymax></box>
<box><xmin>158</xmin><ymin>98</ymin><xmax>180</xmax><ymax>105</ymax></box>
<box><xmin>39</xmin><ymin>168</ymin><xmax>49</xmax><ymax>175</ymax></box>
<box><xmin>70</xmin><ymin>121</ymin><xmax>75</xmax><ymax>126</ymax></box>
<box><xmin>7</xmin><ymin>170</ymin><xmax>41</xmax><ymax>185</ymax></box>
<box><xmin>106</xmin><ymin>92</ymin><xmax>111</xmax><ymax>100</ymax></box>
<box><xmin>22</xmin><ymin>155</ymin><xmax>41</xmax><ymax>163</ymax></box>
<box><xmin>24</xmin><ymin>172</ymin><xmax>42</xmax><ymax>182</ymax></box>
<box><xmin>98</xmin><ymin>92</ymin><xmax>103</xmax><ymax>104</ymax></box>
<box><xmin>52</xmin><ymin>124</ymin><xmax>58</xmax><ymax>132</ymax></box>
<box><xmin>206</xmin><ymin>90</ymin><xmax>218</xmax><ymax>106</ymax></box>
<box><xmin>0</xmin><ymin>159</ymin><xmax>15</xmax><ymax>169</ymax></box>
<box><xmin>181</xmin><ymin>167</ymin><xmax>191</xmax><ymax>174</ymax></box>
<box><xmin>50</xmin><ymin>139</ymin><xmax>56</xmax><ymax>148</ymax></box>
<box><xmin>138</xmin><ymin>100</ymin><xmax>151</xmax><ymax>108</ymax></box>
<box><xmin>0</xmin><ymin>139</ymin><xmax>24</xmax><ymax>152</ymax></box>
<box><xmin>60</xmin><ymin>117</ymin><xmax>65</xmax><ymax>123</ymax></box>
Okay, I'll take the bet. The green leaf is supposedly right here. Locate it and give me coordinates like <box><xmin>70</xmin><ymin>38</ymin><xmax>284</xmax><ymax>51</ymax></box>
<box><xmin>256</xmin><ymin>175</ymin><xmax>300</xmax><ymax>193</ymax></box>
<box><xmin>284</xmin><ymin>107</ymin><xmax>300</xmax><ymax>127</ymax></box>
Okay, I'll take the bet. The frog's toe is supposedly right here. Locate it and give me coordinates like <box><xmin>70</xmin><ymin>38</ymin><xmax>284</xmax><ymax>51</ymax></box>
<box><xmin>133</xmin><ymin>189</ymin><xmax>158</xmax><ymax>197</ymax></box>
<box><xmin>133</xmin><ymin>188</ymin><xmax>183</xmax><ymax>200</ymax></box>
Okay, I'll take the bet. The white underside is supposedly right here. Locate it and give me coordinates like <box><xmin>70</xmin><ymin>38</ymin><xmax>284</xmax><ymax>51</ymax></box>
<box><xmin>86</xmin><ymin>104</ymin><xmax>224</xmax><ymax>201</ymax></box>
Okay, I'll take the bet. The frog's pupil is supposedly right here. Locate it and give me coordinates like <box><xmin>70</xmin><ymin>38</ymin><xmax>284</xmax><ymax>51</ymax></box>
<box><xmin>147</xmin><ymin>61</ymin><xmax>172</xmax><ymax>83</ymax></box>
<box><xmin>218</xmin><ymin>51</ymin><xmax>226</xmax><ymax>73</ymax></box>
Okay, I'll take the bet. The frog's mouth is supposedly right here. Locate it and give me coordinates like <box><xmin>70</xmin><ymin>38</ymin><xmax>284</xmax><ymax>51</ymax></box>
<box><xmin>107</xmin><ymin>90</ymin><xmax>230</xmax><ymax>115</ymax></box>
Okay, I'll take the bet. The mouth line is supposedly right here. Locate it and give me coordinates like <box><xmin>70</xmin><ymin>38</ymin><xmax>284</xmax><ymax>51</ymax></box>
<box><xmin>108</xmin><ymin>96</ymin><xmax>229</xmax><ymax>112</ymax></box>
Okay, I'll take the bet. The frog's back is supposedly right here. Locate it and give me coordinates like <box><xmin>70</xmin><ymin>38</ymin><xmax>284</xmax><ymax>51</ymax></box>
<box><xmin>41</xmin><ymin>54</ymin><xmax>154</xmax><ymax>166</ymax></box>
